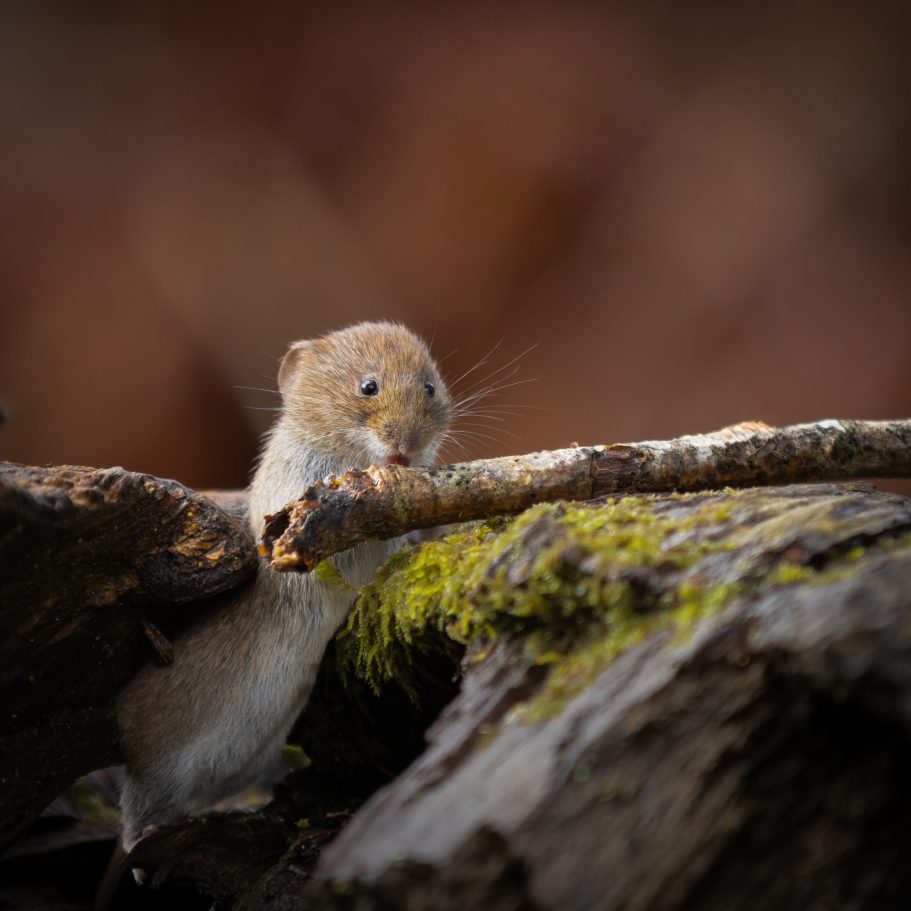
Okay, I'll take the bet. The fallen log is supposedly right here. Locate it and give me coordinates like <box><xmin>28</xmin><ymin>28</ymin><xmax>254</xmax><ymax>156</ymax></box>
<box><xmin>260</xmin><ymin>418</ymin><xmax>911</xmax><ymax>572</ymax></box>
<box><xmin>122</xmin><ymin>482</ymin><xmax>911</xmax><ymax>911</ymax></box>
<box><xmin>0</xmin><ymin>463</ymin><xmax>256</xmax><ymax>847</ymax></box>
<box><xmin>5</xmin><ymin>453</ymin><xmax>911</xmax><ymax>910</ymax></box>
<box><xmin>304</xmin><ymin>483</ymin><xmax>911</xmax><ymax>910</ymax></box>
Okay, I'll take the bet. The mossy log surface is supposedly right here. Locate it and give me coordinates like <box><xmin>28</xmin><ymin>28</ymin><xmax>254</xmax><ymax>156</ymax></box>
<box><xmin>129</xmin><ymin>482</ymin><xmax>911</xmax><ymax>911</ymax></box>
<box><xmin>299</xmin><ymin>482</ymin><xmax>911</xmax><ymax>911</ymax></box>
<box><xmin>5</xmin><ymin>463</ymin><xmax>911</xmax><ymax>910</ymax></box>
<box><xmin>0</xmin><ymin>462</ymin><xmax>256</xmax><ymax>847</ymax></box>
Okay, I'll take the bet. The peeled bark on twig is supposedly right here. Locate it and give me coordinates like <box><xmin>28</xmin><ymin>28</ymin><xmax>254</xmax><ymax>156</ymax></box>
<box><xmin>262</xmin><ymin>418</ymin><xmax>911</xmax><ymax>571</ymax></box>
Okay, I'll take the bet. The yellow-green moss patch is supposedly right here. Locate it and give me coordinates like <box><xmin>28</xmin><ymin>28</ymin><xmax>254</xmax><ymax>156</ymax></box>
<box><xmin>312</xmin><ymin>558</ymin><xmax>357</xmax><ymax>592</ymax></box>
<box><xmin>63</xmin><ymin>777</ymin><xmax>119</xmax><ymax>825</ymax></box>
<box><xmin>336</xmin><ymin>497</ymin><xmax>737</xmax><ymax>702</ymax></box>
<box><xmin>335</xmin><ymin>491</ymin><xmax>911</xmax><ymax>721</ymax></box>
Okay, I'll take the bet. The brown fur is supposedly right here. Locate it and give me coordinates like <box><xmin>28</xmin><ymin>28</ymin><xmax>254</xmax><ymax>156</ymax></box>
<box><xmin>279</xmin><ymin>321</ymin><xmax>451</xmax><ymax>461</ymax></box>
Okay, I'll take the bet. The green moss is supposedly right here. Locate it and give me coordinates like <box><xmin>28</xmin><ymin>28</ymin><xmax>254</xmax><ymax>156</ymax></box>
<box><xmin>803</xmin><ymin>530</ymin><xmax>911</xmax><ymax>588</ymax></box>
<box><xmin>312</xmin><ymin>559</ymin><xmax>356</xmax><ymax>591</ymax></box>
<box><xmin>64</xmin><ymin>777</ymin><xmax>119</xmax><ymax>825</ymax></box>
<box><xmin>282</xmin><ymin>743</ymin><xmax>312</xmax><ymax>770</ymax></box>
<box><xmin>336</xmin><ymin>498</ymin><xmax>735</xmax><ymax>703</ymax></box>
<box><xmin>878</xmin><ymin>529</ymin><xmax>911</xmax><ymax>554</ymax></box>
<box><xmin>763</xmin><ymin>563</ymin><xmax>818</xmax><ymax>586</ymax></box>
<box><xmin>335</xmin><ymin>492</ymin><xmax>911</xmax><ymax>722</ymax></box>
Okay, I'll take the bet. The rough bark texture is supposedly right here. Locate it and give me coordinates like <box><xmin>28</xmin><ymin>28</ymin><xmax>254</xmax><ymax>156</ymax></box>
<box><xmin>299</xmin><ymin>483</ymin><xmax>911</xmax><ymax>911</ymax></box>
<box><xmin>4</xmin><ymin>458</ymin><xmax>911</xmax><ymax>911</ymax></box>
<box><xmin>261</xmin><ymin>418</ymin><xmax>911</xmax><ymax>571</ymax></box>
<box><xmin>0</xmin><ymin>462</ymin><xmax>256</xmax><ymax>847</ymax></box>
<box><xmin>105</xmin><ymin>481</ymin><xmax>911</xmax><ymax>911</ymax></box>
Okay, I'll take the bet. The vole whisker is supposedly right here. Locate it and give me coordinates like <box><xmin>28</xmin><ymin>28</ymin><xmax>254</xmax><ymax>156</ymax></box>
<box><xmin>450</xmin><ymin>342</ymin><xmax>538</xmax><ymax>399</ymax></box>
<box><xmin>455</xmin><ymin>422</ymin><xmax>520</xmax><ymax>440</ymax></box>
<box><xmin>457</xmin><ymin>403</ymin><xmax>547</xmax><ymax>414</ymax></box>
<box><xmin>451</xmin><ymin>361</ymin><xmax>521</xmax><ymax>400</ymax></box>
<box><xmin>453</xmin><ymin>415</ymin><xmax>508</xmax><ymax>426</ymax></box>
<box><xmin>447</xmin><ymin>429</ymin><xmax>510</xmax><ymax>446</ymax></box>
<box><xmin>438</xmin><ymin>434</ymin><xmax>472</xmax><ymax>460</ymax></box>
<box><xmin>235</xmin><ymin>385</ymin><xmax>281</xmax><ymax>396</ymax></box>
<box><xmin>446</xmin><ymin>338</ymin><xmax>504</xmax><ymax>391</ymax></box>
<box><xmin>454</xmin><ymin>377</ymin><xmax>539</xmax><ymax>411</ymax></box>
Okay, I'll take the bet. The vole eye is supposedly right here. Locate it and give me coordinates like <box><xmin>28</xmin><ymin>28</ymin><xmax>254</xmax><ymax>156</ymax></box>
<box><xmin>424</xmin><ymin>382</ymin><xmax>435</xmax><ymax>398</ymax></box>
<box><xmin>359</xmin><ymin>379</ymin><xmax>379</xmax><ymax>397</ymax></box>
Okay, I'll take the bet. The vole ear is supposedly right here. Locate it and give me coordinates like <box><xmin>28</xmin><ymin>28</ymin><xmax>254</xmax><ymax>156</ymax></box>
<box><xmin>277</xmin><ymin>340</ymin><xmax>316</xmax><ymax>396</ymax></box>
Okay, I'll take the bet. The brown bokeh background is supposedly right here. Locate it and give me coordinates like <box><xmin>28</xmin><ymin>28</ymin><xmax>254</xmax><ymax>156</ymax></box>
<box><xmin>2</xmin><ymin>4</ymin><xmax>909</xmax><ymax>491</ymax></box>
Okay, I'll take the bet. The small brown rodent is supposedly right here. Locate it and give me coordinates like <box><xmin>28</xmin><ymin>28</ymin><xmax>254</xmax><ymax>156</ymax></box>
<box><xmin>116</xmin><ymin>321</ymin><xmax>452</xmax><ymax>852</ymax></box>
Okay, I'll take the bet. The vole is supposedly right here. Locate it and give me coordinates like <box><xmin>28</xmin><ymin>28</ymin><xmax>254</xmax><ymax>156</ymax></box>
<box><xmin>116</xmin><ymin>321</ymin><xmax>452</xmax><ymax>853</ymax></box>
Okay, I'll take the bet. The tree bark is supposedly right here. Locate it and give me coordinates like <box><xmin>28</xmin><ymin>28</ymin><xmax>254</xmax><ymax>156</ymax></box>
<box><xmin>299</xmin><ymin>483</ymin><xmax>911</xmax><ymax>910</ymax></box>
<box><xmin>0</xmin><ymin>463</ymin><xmax>256</xmax><ymax>847</ymax></box>
<box><xmin>261</xmin><ymin>418</ymin><xmax>911</xmax><ymax>571</ymax></box>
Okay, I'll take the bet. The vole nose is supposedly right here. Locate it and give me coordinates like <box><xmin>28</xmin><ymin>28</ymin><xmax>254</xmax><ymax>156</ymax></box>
<box><xmin>383</xmin><ymin>422</ymin><xmax>420</xmax><ymax>458</ymax></box>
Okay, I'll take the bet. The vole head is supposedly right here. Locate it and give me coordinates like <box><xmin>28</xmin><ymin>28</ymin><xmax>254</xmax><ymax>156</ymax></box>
<box><xmin>276</xmin><ymin>321</ymin><xmax>452</xmax><ymax>468</ymax></box>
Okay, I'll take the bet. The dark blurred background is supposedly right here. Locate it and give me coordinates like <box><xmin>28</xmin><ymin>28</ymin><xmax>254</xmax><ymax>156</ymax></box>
<box><xmin>1</xmin><ymin>4</ymin><xmax>909</xmax><ymax>491</ymax></box>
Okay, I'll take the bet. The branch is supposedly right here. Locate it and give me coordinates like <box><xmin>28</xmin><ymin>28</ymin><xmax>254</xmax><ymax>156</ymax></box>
<box><xmin>260</xmin><ymin>418</ymin><xmax>911</xmax><ymax>572</ymax></box>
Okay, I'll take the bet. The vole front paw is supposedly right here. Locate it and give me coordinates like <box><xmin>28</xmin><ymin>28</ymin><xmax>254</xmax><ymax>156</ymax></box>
<box><xmin>129</xmin><ymin>825</ymin><xmax>159</xmax><ymax>886</ymax></box>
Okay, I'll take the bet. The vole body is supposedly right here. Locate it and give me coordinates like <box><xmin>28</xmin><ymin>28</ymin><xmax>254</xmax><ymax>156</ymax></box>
<box><xmin>116</xmin><ymin>321</ymin><xmax>452</xmax><ymax>852</ymax></box>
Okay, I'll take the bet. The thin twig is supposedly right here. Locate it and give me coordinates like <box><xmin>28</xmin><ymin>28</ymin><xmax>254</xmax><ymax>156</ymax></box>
<box><xmin>260</xmin><ymin>418</ymin><xmax>911</xmax><ymax>572</ymax></box>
